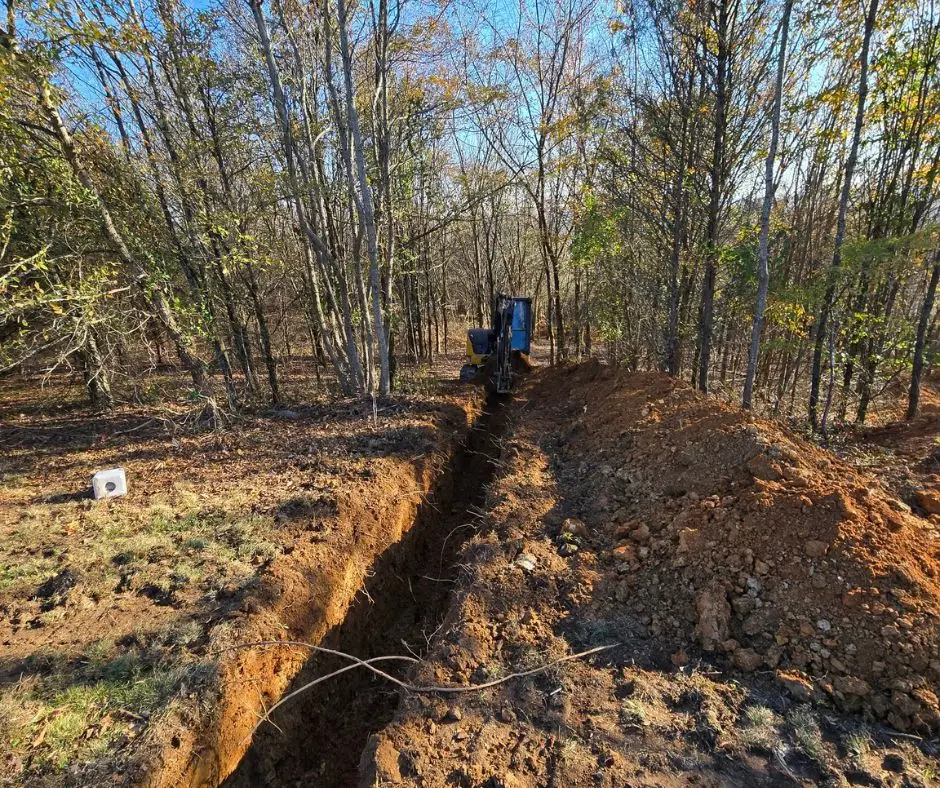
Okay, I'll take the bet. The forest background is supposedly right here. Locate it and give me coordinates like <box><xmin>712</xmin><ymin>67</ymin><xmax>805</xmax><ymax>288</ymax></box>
<box><xmin>1</xmin><ymin>0</ymin><xmax>937</xmax><ymax>429</ymax></box>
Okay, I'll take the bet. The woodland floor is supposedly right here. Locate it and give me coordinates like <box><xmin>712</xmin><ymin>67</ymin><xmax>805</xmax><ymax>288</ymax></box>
<box><xmin>0</xmin><ymin>357</ymin><xmax>938</xmax><ymax>787</ymax></box>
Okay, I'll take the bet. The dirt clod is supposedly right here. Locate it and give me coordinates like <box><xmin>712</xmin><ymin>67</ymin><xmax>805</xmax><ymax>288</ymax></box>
<box><xmin>695</xmin><ymin>587</ymin><xmax>732</xmax><ymax>652</ymax></box>
<box><xmin>34</xmin><ymin>567</ymin><xmax>81</xmax><ymax>607</ymax></box>
<box><xmin>561</xmin><ymin>517</ymin><xmax>587</xmax><ymax>537</ymax></box>
<box><xmin>804</xmin><ymin>539</ymin><xmax>829</xmax><ymax>557</ymax></box>
<box><xmin>733</xmin><ymin>647</ymin><xmax>763</xmax><ymax>672</ymax></box>
<box><xmin>915</xmin><ymin>487</ymin><xmax>940</xmax><ymax>515</ymax></box>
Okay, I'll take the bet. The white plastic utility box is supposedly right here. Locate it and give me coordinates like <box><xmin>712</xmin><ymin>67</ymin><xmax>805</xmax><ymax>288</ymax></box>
<box><xmin>92</xmin><ymin>468</ymin><xmax>128</xmax><ymax>500</ymax></box>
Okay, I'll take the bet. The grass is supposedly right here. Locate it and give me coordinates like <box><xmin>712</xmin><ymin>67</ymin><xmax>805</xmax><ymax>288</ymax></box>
<box><xmin>137</xmin><ymin>617</ymin><xmax>208</xmax><ymax>653</ymax></box>
<box><xmin>843</xmin><ymin>726</ymin><xmax>871</xmax><ymax>759</ymax></box>
<box><xmin>2</xmin><ymin>501</ymin><xmax>281</xmax><ymax>615</ymax></box>
<box><xmin>106</xmin><ymin>531</ymin><xmax>176</xmax><ymax>565</ymax></box>
<box><xmin>0</xmin><ymin>637</ymin><xmax>213</xmax><ymax>778</ymax></box>
<box><xmin>921</xmin><ymin>760</ymin><xmax>937</xmax><ymax>783</ymax></box>
<box><xmin>788</xmin><ymin>705</ymin><xmax>827</xmax><ymax>768</ymax></box>
<box><xmin>556</xmin><ymin>737</ymin><xmax>595</xmax><ymax>774</ymax></box>
<box><xmin>0</xmin><ymin>554</ymin><xmax>59</xmax><ymax>591</ymax></box>
<box><xmin>621</xmin><ymin>698</ymin><xmax>649</xmax><ymax>727</ymax></box>
<box><xmin>558</xmin><ymin>738</ymin><xmax>581</xmax><ymax>763</ymax></box>
<box><xmin>515</xmin><ymin>641</ymin><xmax>568</xmax><ymax>680</ymax></box>
<box><xmin>0</xmin><ymin>483</ymin><xmax>268</xmax><ymax>780</ymax></box>
<box><xmin>738</xmin><ymin>705</ymin><xmax>782</xmax><ymax>752</ymax></box>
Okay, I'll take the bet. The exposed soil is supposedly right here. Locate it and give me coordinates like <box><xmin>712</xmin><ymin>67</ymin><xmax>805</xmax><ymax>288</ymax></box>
<box><xmin>129</xmin><ymin>394</ymin><xmax>493</xmax><ymax>787</ymax></box>
<box><xmin>223</xmin><ymin>398</ymin><xmax>506</xmax><ymax>786</ymax></box>
<box><xmin>364</xmin><ymin>362</ymin><xmax>940</xmax><ymax>786</ymax></box>
<box><xmin>6</xmin><ymin>360</ymin><xmax>939</xmax><ymax>786</ymax></box>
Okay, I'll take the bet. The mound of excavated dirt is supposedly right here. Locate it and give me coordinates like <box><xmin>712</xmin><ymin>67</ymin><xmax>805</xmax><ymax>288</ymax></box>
<box><xmin>363</xmin><ymin>362</ymin><xmax>940</xmax><ymax>787</ymax></box>
<box><xmin>528</xmin><ymin>362</ymin><xmax>940</xmax><ymax>730</ymax></box>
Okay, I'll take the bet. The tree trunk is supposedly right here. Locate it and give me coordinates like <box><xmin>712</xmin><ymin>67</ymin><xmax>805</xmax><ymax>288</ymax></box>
<box><xmin>665</xmin><ymin>98</ymin><xmax>689</xmax><ymax>375</ymax></box>
<box><xmin>543</xmin><ymin>262</ymin><xmax>555</xmax><ymax>364</ymax></box>
<box><xmin>809</xmin><ymin>0</ymin><xmax>879</xmax><ymax>428</ymax></box>
<box><xmin>907</xmin><ymin>253</ymin><xmax>938</xmax><ymax>420</ymax></box>
<box><xmin>697</xmin><ymin>0</ymin><xmax>729</xmax><ymax>393</ymax></box>
<box><xmin>249</xmin><ymin>0</ymin><xmax>360</xmax><ymax>395</ymax></box>
<box><xmin>743</xmin><ymin>0</ymin><xmax>792</xmax><ymax>409</ymax></box>
<box><xmin>335</xmin><ymin>0</ymin><xmax>390</xmax><ymax>396</ymax></box>
<box><xmin>441</xmin><ymin>229</ymin><xmax>450</xmax><ymax>353</ymax></box>
<box><xmin>821</xmin><ymin>318</ymin><xmax>837</xmax><ymax>439</ymax></box>
<box><xmin>245</xmin><ymin>263</ymin><xmax>280</xmax><ymax>403</ymax></box>
<box><xmin>856</xmin><ymin>275</ymin><xmax>899</xmax><ymax>423</ymax></box>
<box><xmin>80</xmin><ymin>332</ymin><xmax>113</xmax><ymax>407</ymax></box>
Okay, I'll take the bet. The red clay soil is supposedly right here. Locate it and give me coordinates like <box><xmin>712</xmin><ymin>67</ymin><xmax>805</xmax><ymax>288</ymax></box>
<box><xmin>222</xmin><ymin>398</ymin><xmax>508</xmax><ymax>787</ymax></box>
<box><xmin>363</xmin><ymin>362</ymin><xmax>940</xmax><ymax>786</ymax></box>
<box><xmin>130</xmin><ymin>392</ymin><xmax>487</xmax><ymax>787</ymax></box>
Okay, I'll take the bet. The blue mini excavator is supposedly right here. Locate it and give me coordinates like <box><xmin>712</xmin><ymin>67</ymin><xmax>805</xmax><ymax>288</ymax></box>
<box><xmin>459</xmin><ymin>294</ymin><xmax>532</xmax><ymax>393</ymax></box>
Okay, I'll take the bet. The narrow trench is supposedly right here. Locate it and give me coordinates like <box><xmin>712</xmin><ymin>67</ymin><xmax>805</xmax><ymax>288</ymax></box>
<box><xmin>223</xmin><ymin>396</ymin><xmax>506</xmax><ymax>787</ymax></box>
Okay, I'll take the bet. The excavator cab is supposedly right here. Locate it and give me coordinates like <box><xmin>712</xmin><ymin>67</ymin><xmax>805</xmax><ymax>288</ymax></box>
<box><xmin>459</xmin><ymin>295</ymin><xmax>532</xmax><ymax>392</ymax></box>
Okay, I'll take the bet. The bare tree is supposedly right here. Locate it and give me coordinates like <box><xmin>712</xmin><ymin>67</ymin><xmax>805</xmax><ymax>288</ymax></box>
<box><xmin>907</xmin><ymin>251</ymin><xmax>938</xmax><ymax>419</ymax></box>
<box><xmin>743</xmin><ymin>0</ymin><xmax>792</xmax><ymax>410</ymax></box>
<box><xmin>809</xmin><ymin>0</ymin><xmax>880</xmax><ymax>429</ymax></box>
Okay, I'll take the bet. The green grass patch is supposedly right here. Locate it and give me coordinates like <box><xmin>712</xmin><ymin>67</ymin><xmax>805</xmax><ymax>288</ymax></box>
<box><xmin>0</xmin><ymin>638</ymin><xmax>213</xmax><ymax>777</ymax></box>
<box><xmin>788</xmin><ymin>706</ymin><xmax>826</xmax><ymax>767</ymax></box>
<box><xmin>621</xmin><ymin>698</ymin><xmax>649</xmax><ymax>727</ymax></box>
<box><xmin>0</xmin><ymin>554</ymin><xmax>58</xmax><ymax>591</ymax></box>
<box><xmin>843</xmin><ymin>725</ymin><xmax>871</xmax><ymax>759</ymax></box>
